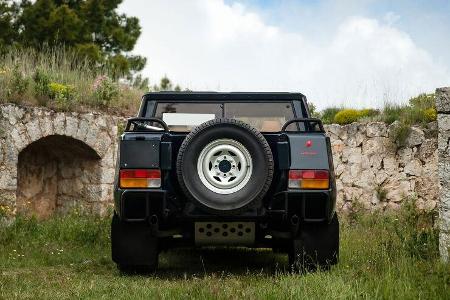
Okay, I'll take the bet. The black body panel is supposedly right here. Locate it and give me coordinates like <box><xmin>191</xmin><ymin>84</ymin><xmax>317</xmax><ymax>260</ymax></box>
<box><xmin>114</xmin><ymin>92</ymin><xmax>337</xmax><ymax>248</ymax></box>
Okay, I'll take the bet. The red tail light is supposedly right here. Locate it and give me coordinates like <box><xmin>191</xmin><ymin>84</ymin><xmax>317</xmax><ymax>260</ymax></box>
<box><xmin>289</xmin><ymin>170</ymin><xmax>329</xmax><ymax>189</ymax></box>
<box><xmin>120</xmin><ymin>169</ymin><xmax>161</xmax><ymax>188</ymax></box>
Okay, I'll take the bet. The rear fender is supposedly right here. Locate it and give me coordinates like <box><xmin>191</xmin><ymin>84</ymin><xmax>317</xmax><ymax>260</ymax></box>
<box><xmin>285</xmin><ymin>133</ymin><xmax>336</xmax><ymax>221</ymax></box>
<box><xmin>114</xmin><ymin>132</ymin><xmax>172</xmax><ymax>218</ymax></box>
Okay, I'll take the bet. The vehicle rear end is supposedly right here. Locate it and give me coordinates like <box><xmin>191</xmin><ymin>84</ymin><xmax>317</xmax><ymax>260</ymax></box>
<box><xmin>112</xmin><ymin>92</ymin><xmax>339</xmax><ymax>272</ymax></box>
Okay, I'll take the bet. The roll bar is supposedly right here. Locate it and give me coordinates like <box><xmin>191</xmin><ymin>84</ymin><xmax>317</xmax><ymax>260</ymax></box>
<box><xmin>281</xmin><ymin>118</ymin><xmax>325</xmax><ymax>133</ymax></box>
<box><xmin>125</xmin><ymin>117</ymin><xmax>169</xmax><ymax>132</ymax></box>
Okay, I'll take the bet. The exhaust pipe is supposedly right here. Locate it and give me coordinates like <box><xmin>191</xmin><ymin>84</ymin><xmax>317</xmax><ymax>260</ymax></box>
<box><xmin>150</xmin><ymin>214</ymin><xmax>159</xmax><ymax>225</ymax></box>
<box><xmin>290</xmin><ymin>214</ymin><xmax>299</xmax><ymax>226</ymax></box>
<box><xmin>290</xmin><ymin>214</ymin><xmax>300</xmax><ymax>237</ymax></box>
<box><xmin>149</xmin><ymin>214</ymin><xmax>159</xmax><ymax>236</ymax></box>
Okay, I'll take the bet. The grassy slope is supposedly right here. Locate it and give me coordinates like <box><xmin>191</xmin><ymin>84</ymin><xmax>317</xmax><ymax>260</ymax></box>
<box><xmin>0</xmin><ymin>213</ymin><xmax>448</xmax><ymax>300</ymax></box>
<box><xmin>0</xmin><ymin>48</ymin><xmax>144</xmax><ymax>116</ymax></box>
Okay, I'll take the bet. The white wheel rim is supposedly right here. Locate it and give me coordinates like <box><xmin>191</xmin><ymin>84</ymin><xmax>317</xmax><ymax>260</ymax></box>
<box><xmin>197</xmin><ymin>139</ymin><xmax>252</xmax><ymax>195</ymax></box>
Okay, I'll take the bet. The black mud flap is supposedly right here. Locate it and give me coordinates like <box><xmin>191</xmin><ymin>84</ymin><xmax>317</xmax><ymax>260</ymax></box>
<box><xmin>289</xmin><ymin>214</ymin><xmax>339</xmax><ymax>270</ymax></box>
<box><xmin>111</xmin><ymin>214</ymin><xmax>158</xmax><ymax>269</ymax></box>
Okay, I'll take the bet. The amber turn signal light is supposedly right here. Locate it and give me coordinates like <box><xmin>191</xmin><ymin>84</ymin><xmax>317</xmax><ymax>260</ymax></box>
<box><xmin>119</xmin><ymin>169</ymin><xmax>161</xmax><ymax>188</ymax></box>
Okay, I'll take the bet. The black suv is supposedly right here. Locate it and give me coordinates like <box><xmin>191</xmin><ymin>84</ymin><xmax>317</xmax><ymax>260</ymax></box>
<box><xmin>112</xmin><ymin>92</ymin><xmax>338</xmax><ymax>272</ymax></box>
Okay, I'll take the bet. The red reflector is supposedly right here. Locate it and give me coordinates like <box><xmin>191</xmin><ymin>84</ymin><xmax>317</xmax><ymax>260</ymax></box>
<box><xmin>288</xmin><ymin>170</ymin><xmax>302</xmax><ymax>179</ymax></box>
<box><xmin>120</xmin><ymin>169</ymin><xmax>161</xmax><ymax>179</ymax></box>
<box><xmin>289</xmin><ymin>170</ymin><xmax>329</xmax><ymax>180</ymax></box>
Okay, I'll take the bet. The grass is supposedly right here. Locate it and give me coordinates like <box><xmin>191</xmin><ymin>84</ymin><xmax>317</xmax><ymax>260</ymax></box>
<box><xmin>0</xmin><ymin>206</ymin><xmax>448</xmax><ymax>299</ymax></box>
<box><xmin>316</xmin><ymin>94</ymin><xmax>437</xmax><ymax>127</ymax></box>
<box><xmin>0</xmin><ymin>47</ymin><xmax>144</xmax><ymax>115</ymax></box>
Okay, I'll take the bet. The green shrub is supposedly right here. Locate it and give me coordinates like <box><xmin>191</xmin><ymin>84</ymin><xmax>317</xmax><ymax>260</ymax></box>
<box><xmin>92</xmin><ymin>75</ymin><xmax>119</xmax><ymax>107</ymax></box>
<box><xmin>424</xmin><ymin>108</ymin><xmax>437</xmax><ymax>122</ymax></box>
<box><xmin>409</xmin><ymin>93</ymin><xmax>435</xmax><ymax>110</ymax></box>
<box><xmin>333</xmin><ymin>109</ymin><xmax>361</xmax><ymax>125</ymax></box>
<box><xmin>33</xmin><ymin>69</ymin><xmax>51</xmax><ymax>106</ymax></box>
<box><xmin>321</xmin><ymin>107</ymin><xmax>341</xmax><ymax>124</ymax></box>
<box><xmin>10</xmin><ymin>65</ymin><xmax>29</xmax><ymax>98</ymax></box>
<box><xmin>390</xmin><ymin>121</ymin><xmax>411</xmax><ymax>147</ymax></box>
<box><xmin>359</xmin><ymin>108</ymin><xmax>379</xmax><ymax>118</ymax></box>
<box><xmin>48</xmin><ymin>82</ymin><xmax>74</xmax><ymax>111</ymax></box>
<box><xmin>382</xmin><ymin>103</ymin><xmax>404</xmax><ymax>124</ymax></box>
<box><xmin>308</xmin><ymin>102</ymin><xmax>321</xmax><ymax>118</ymax></box>
<box><xmin>375</xmin><ymin>185</ymin><xmax>387</xmax><ymax>202</ymax></box>
<box><xmin>393</xmin><ymin>198</ymin><xmax>439</xmax><ymax>259</ymax></box>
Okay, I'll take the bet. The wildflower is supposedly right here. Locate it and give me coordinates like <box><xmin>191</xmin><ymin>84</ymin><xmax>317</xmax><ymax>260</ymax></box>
<box><xmin>92</xmin><ymin>75</ymin><xmax>108</xmax><ymax>90</ymax></box>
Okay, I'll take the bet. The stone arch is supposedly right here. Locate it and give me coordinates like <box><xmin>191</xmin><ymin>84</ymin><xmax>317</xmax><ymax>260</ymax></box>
<box><xmin>16</xmin><ymin>134</ymin><xmax>102</xmax><ymax>219</ymax></box>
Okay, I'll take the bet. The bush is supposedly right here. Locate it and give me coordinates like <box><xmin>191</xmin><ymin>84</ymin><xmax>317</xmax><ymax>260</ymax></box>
<box><xmin>10</xmin><ymin>66</ymin><xmax>29</xmax><ymax>99</ymax></box>
<box><xmin>33</xmin><ymin>69</ymin><xmax>51</xmax><ymax>106</ymax></box>
<box><xmin>393</xmin><ymin>198</ymin><xmax>439</xmax><ymax>259</ymax></box>
<box><xmin>409</xmin><ymin>93</ymin><xmax>435</xmax><ymax>110</ymax></box>
<box><xmin>424</xmin><ymin>108</ymin><xmax>437</xmax><ymax>122</ymax></box>
<box><xmin>48</xmin><ymin>82</ymin><xmax>74</xmax><ymax>111</ymax></box>
<box><xmin>382</xmin><ymin>103</ymin><xmax>404</xmax><ymax>124</ymax></box>
<box><xmin>333</xmin><ymin>109</ymin><xmax>361</xmax><ymax>125</ymax></box>
<box><xmin>359</xmin><ymin>108</ymin><xmax>379</xmax><ymax>118</ymax></box>
<box><xmin>321</xmin><ymin>107</ymin><xmax>341</xmax><ymax>124</ymax></box>
<box><xmin>390</xmin><ymin>121</ymin><xmax>411</xmax><ymax>147</ymax></box>
<box><xmin>92</xmin><ymin>75</ymin><xmax>119</xmax><ymax>107</ymax></box>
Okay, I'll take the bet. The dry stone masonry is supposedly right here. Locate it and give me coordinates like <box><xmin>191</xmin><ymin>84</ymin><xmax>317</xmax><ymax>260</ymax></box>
<box><xmin>0</xmin><ymin>104</ymin><xmax>121</xmax><ymax>219</ymax></box>
<box><xmin>437</xmin><ymin>87</ymin><xmax>450</xmax><ymax>262</ymax></box>
<box><xmin>326</xmin><ymin>121</ymin><xmax>438</xmax><ymax>212</ymax></box>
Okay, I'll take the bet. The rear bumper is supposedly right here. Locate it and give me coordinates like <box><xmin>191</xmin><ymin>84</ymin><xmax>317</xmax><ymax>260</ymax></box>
<box><xmin>114</xmin><ymin>188</ymin><xmax>336</xmax><ymax>224</ymax></box>
<box><xmin>114</xmin><ymin>188</ymin><xmax>335</xmax><ymax>248</ymax></box>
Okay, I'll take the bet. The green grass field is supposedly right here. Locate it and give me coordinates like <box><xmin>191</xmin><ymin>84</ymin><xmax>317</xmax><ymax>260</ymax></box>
<box><xmin>0</xmin><ymin>209</ymin><xmax>449</xmax><ymax>299</ymax></box>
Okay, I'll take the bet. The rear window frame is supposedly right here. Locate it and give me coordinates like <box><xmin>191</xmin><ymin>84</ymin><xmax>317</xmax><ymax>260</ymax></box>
<box><xmin>151</xmin><ymin>100</ymin><xmax>298</xmax><ymax>132</ymax></box>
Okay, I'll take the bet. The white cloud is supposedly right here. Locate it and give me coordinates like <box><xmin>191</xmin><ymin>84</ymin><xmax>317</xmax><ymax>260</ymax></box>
<box><xmin>120</xmin><ymin>0</ymin><xmax>450</xmax><ymax>109</ymax></box>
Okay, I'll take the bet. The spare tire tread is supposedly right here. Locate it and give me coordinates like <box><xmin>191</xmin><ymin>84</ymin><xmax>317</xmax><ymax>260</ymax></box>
<box><xmin>176</xmin><ymin>118</ymin><xmax>274</xmax><ymax>214</ymax></box>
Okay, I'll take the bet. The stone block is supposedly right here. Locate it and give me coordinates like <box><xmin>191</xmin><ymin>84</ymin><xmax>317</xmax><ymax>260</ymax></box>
<box><xmin>436</xmin><ymin>87</ymin><xmax>450</xmax><ymax>112</ymax></box>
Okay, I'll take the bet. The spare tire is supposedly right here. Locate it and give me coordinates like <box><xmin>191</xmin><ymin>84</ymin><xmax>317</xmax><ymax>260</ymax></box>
<box><xmin>176</xmin><ymin>119</ymin><xmax>274</xmax><ymax>214</ymax></box>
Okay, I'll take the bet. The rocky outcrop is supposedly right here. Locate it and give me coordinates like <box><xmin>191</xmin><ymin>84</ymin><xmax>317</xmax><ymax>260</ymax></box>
<box><xmin>326</xmin><ymin>122</ymin><xmax>437</xmax><ymax>213</ymax></box>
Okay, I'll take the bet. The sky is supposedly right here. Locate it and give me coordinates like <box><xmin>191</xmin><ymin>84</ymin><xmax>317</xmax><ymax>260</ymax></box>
<box><xmin>118</xmin><ymin>0</ymin><xmax>450</xmax><ymax>109</ymax></box>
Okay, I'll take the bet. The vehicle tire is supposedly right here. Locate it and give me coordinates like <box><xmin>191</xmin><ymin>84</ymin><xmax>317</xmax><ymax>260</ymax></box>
<box><xmin>288</xmin><ymin>214</ymin><xmax>339</xmax><ymax>272</ymax></box>
<box><xmin>176</xmin><ymin>118</ymin><xmax>274</xmax><ymax>214</ymax></box>
<box><xmin>111</xmin><ymin>213</ymin><xmax>158</xmax><ymax>273</ymax></box>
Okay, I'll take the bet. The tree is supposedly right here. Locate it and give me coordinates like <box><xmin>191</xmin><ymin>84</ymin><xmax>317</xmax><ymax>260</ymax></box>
<box><xmin>0</xmin><ymin>0</ymin><xmax>20</xmax><ymax>53</ymax></box>
<box><xmin>151</xmin><ymin>76</ymin><xmax>182</xmax><ymax>92</ymax></box>
<box><xmin>0</xmin><ymin>0</ymin><xmax>145</xmax><ymax>77</ymax></box>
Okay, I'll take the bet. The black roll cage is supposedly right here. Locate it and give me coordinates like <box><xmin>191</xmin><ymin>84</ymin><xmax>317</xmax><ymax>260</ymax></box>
<box><xmin>126</xmin><ymin>92</ymin><xmax>323</xmax><ymax>134</ymax></box>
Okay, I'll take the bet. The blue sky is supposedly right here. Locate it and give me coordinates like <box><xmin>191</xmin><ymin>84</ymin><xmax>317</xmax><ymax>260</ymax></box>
<box><xmin>232</xmin><ymin>0</ymin><xmax>450</xmax><ymax>65</ymax></box>
<box><xmin>120</xmin><ymin>0</ymin><xmax>450</xmax><ymax>108</ymax></box>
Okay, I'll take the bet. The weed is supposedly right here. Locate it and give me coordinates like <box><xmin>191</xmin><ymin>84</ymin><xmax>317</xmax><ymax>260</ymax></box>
<box><xmin>390</xmin><ymin>121</ymin><xmax>411</xmax><ymax>147</ymax></box>
<box><xmin>92</xmin><ymin>75</ymin><xmax>119</xmax><ymax>107</ymax></box>
<box><xmin>321</xmin><ymin>107</ymin><xmax>341</xmax><ymax>124</ymax></box>
<box><xmin>376</xmin><ymin>185</ymin><xmax>388</xmax><ymax>202</ymax></box>
<box><xmin>392</xmin><ymin>198</ymin><xmax>439</xmax><ymax>259</ymax></box>
<box><xmin>382</xmin><ymin>102</ymin><xmax>404</xmax><ymax>124</ymax></box>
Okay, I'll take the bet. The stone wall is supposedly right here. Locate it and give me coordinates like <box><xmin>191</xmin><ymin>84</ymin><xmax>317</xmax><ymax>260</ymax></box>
<box><xmin>0</xmin><ymin>104</ymin><xmax>121</xmax><ymax>219</ymax></box>
<box><xmin>437</xmin><ymin>87</ymin><xmax>450</xmax><ymax>262</ymax></box>
<box><xmin>326</xmin><ymin>121</ymin><xmax>438</xmax><ymax>212</ymax></box>
<box><xmin>0</xmin><ymin>103</ymin><xmax>440</xmax><ymax>221</ymax></box>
